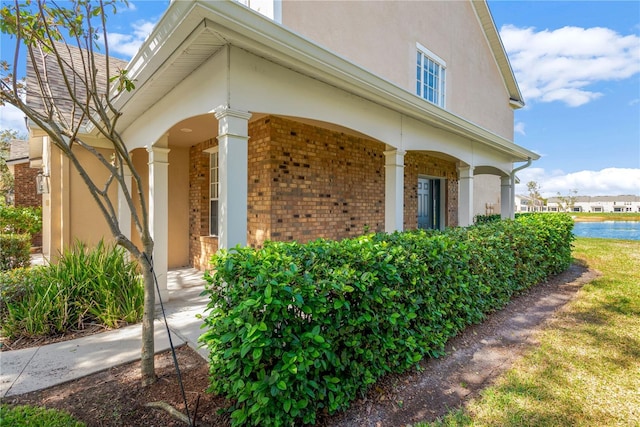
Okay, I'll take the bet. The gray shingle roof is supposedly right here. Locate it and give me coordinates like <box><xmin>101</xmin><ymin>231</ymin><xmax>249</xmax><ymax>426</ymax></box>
<box><xmin>26</xmin><ymin>41</ymin><xmax>128</xmax><ymax>128</ymax></box>
<box><xmin>8</xmin><ymin>139</ymin><xmax>29</xmax><ymax>162</ymax></box>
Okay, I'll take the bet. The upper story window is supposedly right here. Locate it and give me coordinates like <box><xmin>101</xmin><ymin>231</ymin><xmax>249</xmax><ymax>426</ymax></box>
<box><xmin>416</xmin><ymin>43</ymin><xmax>446</xmax><ymax>108</ymax></box>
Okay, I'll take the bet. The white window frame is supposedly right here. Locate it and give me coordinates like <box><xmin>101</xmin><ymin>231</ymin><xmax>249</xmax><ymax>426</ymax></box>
<box><xmin>204</xmin><ymin>147</ymin><xmax>219</xmax><ymax>236</ymax></box>
<box><xmin>416</xmin><ymin>43</ymin><xmax>446</xmax><ymax>108</ymax></box>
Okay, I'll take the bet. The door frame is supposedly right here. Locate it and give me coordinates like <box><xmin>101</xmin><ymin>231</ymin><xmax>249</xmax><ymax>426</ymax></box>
<box><xmin>417</xmin><ymin>175</ymin><xmax>446</xmax><ymax>231</ymax></box>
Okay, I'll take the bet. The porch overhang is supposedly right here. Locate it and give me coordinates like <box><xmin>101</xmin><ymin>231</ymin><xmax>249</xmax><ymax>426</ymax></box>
<box><xmin>111</xmin><ymin>0</ymin><xmax>538</xmax><ymax>163</ymax></box>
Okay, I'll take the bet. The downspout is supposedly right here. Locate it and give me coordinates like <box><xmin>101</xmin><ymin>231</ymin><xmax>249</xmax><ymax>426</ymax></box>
<box><xmin>510</xmin><ymin>157</ymin><xmax>532</xmax><ymax>219</ymax></box>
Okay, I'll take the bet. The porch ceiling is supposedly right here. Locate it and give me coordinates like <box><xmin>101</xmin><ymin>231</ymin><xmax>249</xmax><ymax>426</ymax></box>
<box><xmin>116</xmin><ymin>23</ymin><xmax>226</xmax><ymax>132</ymax></box>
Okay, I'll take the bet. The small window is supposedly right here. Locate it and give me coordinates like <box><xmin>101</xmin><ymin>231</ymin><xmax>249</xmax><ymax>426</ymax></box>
<box><xmin>210</xmin><ymin>150</ymin><xmax>219</xmax><ymax>236</ymax></box>
<box><xmin>416</xmin><ymin>44</ymin><xmax>446</xmax><ymax>107</ymax></box>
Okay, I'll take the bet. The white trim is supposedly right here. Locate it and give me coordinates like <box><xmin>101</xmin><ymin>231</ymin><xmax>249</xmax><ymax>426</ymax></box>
<box><xmin>416</xmin><ymin>42</ymin><xmax>446</xmax><ymax>67</ymax></box>
<box><xmin>416</xmin><ymin>43</ymin><xmax>447</xmax><ymax>108</ymax></box>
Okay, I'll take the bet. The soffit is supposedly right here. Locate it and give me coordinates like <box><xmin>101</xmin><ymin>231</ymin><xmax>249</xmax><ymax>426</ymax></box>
<box><xmin>114</xmin><ymin>22</ymin><xmax>227</xmax><ymax>131</ymax></box>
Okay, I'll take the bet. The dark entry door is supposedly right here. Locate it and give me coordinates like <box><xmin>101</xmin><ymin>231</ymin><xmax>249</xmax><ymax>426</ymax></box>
<box><xmin>417</xmin><ymin>177</ymin><xmax>441</xmax><ymax>230</ymax></box>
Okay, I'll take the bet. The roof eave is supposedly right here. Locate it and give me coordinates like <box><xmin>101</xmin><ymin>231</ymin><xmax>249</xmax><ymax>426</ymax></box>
<box><xmin>471</xmin><ymin>0</ymin><xmax>525</xmax><ymax>109</ymax></box>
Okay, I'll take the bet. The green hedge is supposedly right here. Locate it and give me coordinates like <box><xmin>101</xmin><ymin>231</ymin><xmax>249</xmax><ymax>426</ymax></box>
<box><xmin>0</xmin><ymin>233</ymin><xmax>31</xmax><ymax>271</ymax></box>
<box><xmin>200</xmin><ymin>213</ymin><xmax>574</xmax><ymax>426</ymax></box>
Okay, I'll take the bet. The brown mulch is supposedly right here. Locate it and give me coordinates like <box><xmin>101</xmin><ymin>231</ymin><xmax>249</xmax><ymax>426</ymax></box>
<box><xmin>3</xmin><ymin>263</ymin><xmax>599</xmax><ymax>426</ymax></box>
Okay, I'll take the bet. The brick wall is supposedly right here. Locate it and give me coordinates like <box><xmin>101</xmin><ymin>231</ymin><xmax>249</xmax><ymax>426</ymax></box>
<box><xmin>404</xmin><ymin>152</ymin><xmax>459</xmax><ymax>229</ymax></box>
<box><xmin>253</xmin><ymin>116</ymin><xmax>386</xmax><ymax>246</ymax></box>
<box><xmin>189</xmin><ymin>139</ymin><xmax>218</xmax><ymax>270</ymax></box>
<box><xmin>13</xmin><ymin>163</ymin><xmax>42</xmax><ymax>248</ymax></box>
<box><xmin>188</xmin><ymin>116</ymin><xmax>460</xmax><ymax>269</ymax></box>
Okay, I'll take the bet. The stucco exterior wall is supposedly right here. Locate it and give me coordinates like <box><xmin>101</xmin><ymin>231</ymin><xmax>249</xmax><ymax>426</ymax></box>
<box><xmin>167</xmin><ymin>147</ymin><xmax>190</xmax><ymax>268</ymax></box>
<box><xmin>68</xmin><ymin>147</ymin><xmax>118</xmax><ymax>248</ymax></box>
<box><xmin>281</xmin><ymin>0</ymin><xmax>514</xmax><ymax>139</ymax></box>
<box><xmin>130</xmin><ymin>148</ymin><xmax>148</xmax><ymax>254</ymax></box>
<box><xmin>41</xmin><ymin>144</ymin><xmax>117</xmax><ymax>259</ymax></box>
<box><xmin>473</xmin><ymin>174</ymin><xmax>502</xmax><ymax>218</ymax></box>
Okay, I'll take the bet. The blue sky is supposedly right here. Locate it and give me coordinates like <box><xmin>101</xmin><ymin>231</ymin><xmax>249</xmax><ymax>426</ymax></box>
<box><xmin>1</xmin><ymin>0</ymin><xmax>639</xmax><ymax>197</ymax></box>
<box><xmin>489</xmin><ymin>1</ymin><xmax>640</xmax><ymax>196</ymax></box>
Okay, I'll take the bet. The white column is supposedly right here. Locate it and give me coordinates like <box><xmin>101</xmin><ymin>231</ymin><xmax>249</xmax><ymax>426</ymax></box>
<box><xmin>148</xmin><ymin>142</ymin><xmax>170</xmax><ymax>302</ymax></box>
<box><xmin>458</xmin><ymin>165</ymin><xmax>474</xmax><ymax>227</ymax></box>
<box><xmin>384</xmin><ymin>149</ymin><xmax>405</xmax><ymax>232</ymax></box>
<box><xmin>500</xmin><ymin>176</ymin><xmax>512</xmax><ymax>219</ymax></box>
<box><xmin>117</xmin><ymin>164</ymin><xmax>132</xmax><ymax>241</ymax></box>
<box><xmin>215</xmin><ymin>106</ymin><xmax>251</xmax><ymax>250</ymax></box>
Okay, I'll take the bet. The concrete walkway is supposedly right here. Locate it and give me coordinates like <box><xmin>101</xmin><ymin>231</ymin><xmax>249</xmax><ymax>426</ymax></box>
<box><xmin>0</xmin><ymin>266</ymin><xmax>210</xmax><ymax>398</ymax></box>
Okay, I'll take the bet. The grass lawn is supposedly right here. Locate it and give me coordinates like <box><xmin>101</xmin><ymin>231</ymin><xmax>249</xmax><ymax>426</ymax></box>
<box><xmin>571</xmin><ymin>212</ymin><xmax>640</xmax><ymax>222</ymax></box>
<box><xmin>422</xmin><ymin>237</ymin><xmax>640</xmax><ymax>427</ymax></box>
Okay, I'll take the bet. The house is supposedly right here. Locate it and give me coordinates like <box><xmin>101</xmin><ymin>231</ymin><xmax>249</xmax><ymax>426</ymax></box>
<box><xmin>515</xmin><ymin>194</ymin><xmax>545</xmax><ymax>213</ymax></box>
<box><xmin>26</xmin><ymin>0</ymin><xmax>539</xmax><ymax>299</ymax></box>
<box><xmin>5</xmin><ymin>139</ymin><xmax>42</xmax><ymax>248</ymax></box>
<box><xmin>547</xmin><ymin>195</ymin><xmax>640</xmax><ymax>213</ymax></box>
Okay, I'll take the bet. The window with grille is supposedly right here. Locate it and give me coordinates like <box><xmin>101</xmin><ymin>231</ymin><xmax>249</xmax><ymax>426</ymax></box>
<box><xmin>416</xmin><ymin>44</ymin><xmax>446</xmax><ymax>108</ymax></box>
<box><xmin>210</xmin><ymin>150</ymin><xmax>219</xmax><ymax>236</ymax></box>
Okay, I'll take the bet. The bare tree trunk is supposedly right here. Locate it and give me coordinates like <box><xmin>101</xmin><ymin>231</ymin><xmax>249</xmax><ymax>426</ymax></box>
<box><xmin>140</xmin><ymin>254</ymin><xmax>156</xmax><ymax>386</ymax></box>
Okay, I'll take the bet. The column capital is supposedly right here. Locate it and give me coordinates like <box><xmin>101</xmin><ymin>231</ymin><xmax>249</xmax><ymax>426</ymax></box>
<box><xmin>214</xmin><ymin>106</ymin><xmax>252</xmax><ymax>121</ymax></box>
<box><xmin>457</xmin><ymin>164</ymin><xmax>474</xmax><ymax>179</ymax></box>
<box><xmin>384</xmin><ymin>149</ymin><xmax>406</xmax><ymax>167</ymax></box>
<box><xmin>147</xmin><ymin>146</ymin><xmax>170</xmax><ymax>164</ymax></box>
<box><xmin>215</xmin><ymin>106</ymin><xmax>252</xmax><ymax>140</ymax></box>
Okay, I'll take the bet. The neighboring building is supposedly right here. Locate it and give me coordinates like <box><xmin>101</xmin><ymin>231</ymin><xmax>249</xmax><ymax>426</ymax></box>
<box><xmin>547</xmin><ymin>196</ymin><xmax>640</xmax><ymax>213</ymax></box>
<box><xmin>25</xmin><ymin>0</ymin><xmax>539</xmax><ymax>298</ymax></box>
<box><xmin>514</xmin><ymin>194</ymin><xmax>545</xmax><ymax>213</ymax></box>
<box><xmin>6</xmin><ymin>139</ymin><xmax>42</xmax><ymax>248</ymax></box>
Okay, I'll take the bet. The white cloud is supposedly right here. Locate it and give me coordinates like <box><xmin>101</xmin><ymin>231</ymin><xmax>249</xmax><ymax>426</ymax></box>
<box><xmin>500</xmin><ymin>25</ymin><xmax>640</xmax><ymax>107</ymax></box>
<box><xmin>515</xmin><ymin>167</ymin><xmax>640</xmax><ymax>197</ymax></box>
<box><xmin>0</xmin><ymin>104</ymin><xmax>28</xmax><ymax>134</ymax></box>
<box><xmin>106</xmin><ymin>19</ymin><xmax>156</xmax><ymax>58</ymax></box>
<box><xmin>514</xmin><ymin>121</ymin><xmax>526</xmax><ymax>135</ymax></box>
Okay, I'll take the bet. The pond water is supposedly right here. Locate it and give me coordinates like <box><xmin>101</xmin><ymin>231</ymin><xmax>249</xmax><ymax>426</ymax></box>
<box><xmin>573</xmin><ymin>221</ymin><xmax>640</xmax><ymax>241</ymax></box>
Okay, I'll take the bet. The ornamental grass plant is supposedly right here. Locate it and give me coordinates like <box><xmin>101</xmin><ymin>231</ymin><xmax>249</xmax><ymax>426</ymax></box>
<box><xmin>0</xmin><ymin>240</ymin><xmax>143</xmax><ymax>340</ymax></box>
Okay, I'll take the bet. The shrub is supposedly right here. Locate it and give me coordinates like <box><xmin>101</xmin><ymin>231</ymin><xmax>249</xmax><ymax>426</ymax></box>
<box><xmin>0</xmin><ymin>233</ymin><xmax>30</xmax><ymax>271</ymax></box>
<box><xmin>0</xmin><ymin>240</ymin><xmax>144</xmax><ymax>339</ymax></box>
<box><xmin>0</xmin><ymin>205</ymin><xmax>42</xmax><ymax>235</ymax></box>
<box><xmin>473</xmin><ymin>213</ymin><xmax>501</xmax><ymax>224</ymax></box>
<box><xmin>0</xmin><ymin>404</ymin><xmax>85</xmax><ymax>427</ymax></box>
<box><xmin>200</xmin><ymin>213</ymin><xmax>574</xmax><ymax>426</ymax></box>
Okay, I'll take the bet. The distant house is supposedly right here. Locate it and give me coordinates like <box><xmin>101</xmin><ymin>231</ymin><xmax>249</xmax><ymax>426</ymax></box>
<box><xmin>514</xmin><ymin>194</ymin><xmax>545</xmax><ymax>213</ymax></box>
<box><xmin>547</xmin><ymin>196</ymin><xmax>640</xmax><ymax>213</ymax></box>
<box><xmin>6</xmin><ymin>139</ymin><xmax>42</xmax><ymax>248</ymax></box>
<box><xmin>25</xmin><ymin>0</ymin><xmax>539</xmax><ymax>299</ymax></box>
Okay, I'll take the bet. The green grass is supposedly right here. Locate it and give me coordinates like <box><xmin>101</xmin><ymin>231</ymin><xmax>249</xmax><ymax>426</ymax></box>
<box><xmin>418</xmin><ymin>237</ymin><xmax>640</xmax><ymax>427</ymax></box>
<box><xmin>0</xmin><ymin>404</ymin><xmax>85</xmax><ymax>426</ymax></box>
<box><xmin>571</xmin><ymin>212</ymin><xmax>640</xmax><ymax>221</ymax></box>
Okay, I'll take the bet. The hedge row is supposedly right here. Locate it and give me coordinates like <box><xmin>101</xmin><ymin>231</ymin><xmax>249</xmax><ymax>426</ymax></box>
<box><xmin>200</xmin><ymin>213</ymin><xmax>574</xmax><ymax>426</ymax></box>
